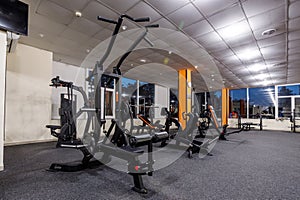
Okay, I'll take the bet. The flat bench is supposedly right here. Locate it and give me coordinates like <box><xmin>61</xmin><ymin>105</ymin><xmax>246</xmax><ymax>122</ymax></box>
<box><xmin>241</xmin><ymin>122</ymin><xmax>262</xmax><ymax>131</ymax></box>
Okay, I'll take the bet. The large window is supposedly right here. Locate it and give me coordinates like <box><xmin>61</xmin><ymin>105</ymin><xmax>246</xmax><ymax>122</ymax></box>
<box><xmin>229</xmin><ymin>89</ymin><xmax>247</xmax><ymax>118</ymax></box>
<box><xmin>122</xmin><ymin>77</ymin><xmax>137</xmax><ymax>117</ymax></box>
<box><xmin>277</xmin><ymin>84</ymin><xmax>300</xmax><ymax>118</ymax></box>
<box><xmin>139</xmin><ymin>81</ymin><xmax>155</xmax><ymax>117</ymax></box>
<box><xmin>278</xmin><ymin>98</ymin><xmax>292</xmax><ymax>117</ymax></box>
<box><xmin>207</xmin><ymin>91</ymin><xmax>222</xmax><ymax>118</ymax></box>
<box><xmin>121</xmin><ymin>78</ymin><xmax>155</xmax><ymax>118</ymax></box>
<box><xmin>278</xmin><ymin>85</ymin><xmax>300</xmax><ymax>96</ymax></box>
<box><xmin>249</xmin><ymin>86</ymin><xmax>275</xmax><ymax>119</ymax></box>
<box><xmin>170</xmin><ymin>89</ymin><xmax>179</xmax><ymax>118</ymax></box>
<box><xmin>195</xmin><ymin>92</ymin><xmax>206</xmax><ymax>114</ymax></box>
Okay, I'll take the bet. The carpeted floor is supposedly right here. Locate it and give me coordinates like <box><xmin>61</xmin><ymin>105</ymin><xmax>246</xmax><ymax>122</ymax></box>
<box><xmin>0</xmin><ymin>131</ymin><xmax>299</xmax><ymax>200</ymax></box>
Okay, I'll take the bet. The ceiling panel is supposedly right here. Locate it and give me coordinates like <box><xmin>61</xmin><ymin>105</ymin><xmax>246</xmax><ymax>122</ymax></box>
<box><xmin>152</xmin><ymin>18</ymin><xmax>177</xmax><ymax>30</ymax></box>
<box><xmin>192</xmin><ymin>0</ymin><xmax>238</xmax><ymax>17</ymax></box>
<box><xmin>167</xmin><ymin>3</ymin><xmax>203</xmax><ymax>28</ymax></box>
<box><xmin>289</xmin><ymin>30</ymin><xmax>300</xmax><ymax>41</ymax></box>
<box><xmin>224</xmin><ymin>32</ymin><xmax>255</xmax><ymax>48</ymax></box>
<box><xmin>242</xmin><ymin>0</ymin><xmax>284</xmax><ymax>17</ymax></box>
<box><xmin>59</xmin><ymin>28</ymin><xmax>90</xmax><ymax>44</ymax></box>
<box><xmin>208</xmin><ymin>5</ymin><xmax>244</xmax><ymax>29</ymax></box>
<box><xmin>99</xmin><ymin>0</ymin><xmax>140</xmax><ymax>13</ymax></box>
<box><xmin>82</xmin><ymin>1</ymin><xmax>119</xmax><ymax>26</ymax></box>
<box><xmin>195</xmin><ymin>31</ymin><xmax>223</xmax><ymax>47</ymax></box>
<box><xmin>257</xmin><ymin>33</ymin><xmax>286</xmax><ymax>48</ymax></box>
<box><xmin>29</xmin><ymin>13</ymin><xmax>67</xmax><ymax>36</ymax></box>
<box><xmin>248</xmin><ymin>6</ymin><xmax>285</xmax><ymax>31</ymax></box>
<box><xmin>289</xmin><ymin>0</ymin><xmax>300</xmax><ymax>19</ymax></box>
<box><xmin>16</xmin><ymin>0</ymin><xmax>300</xmax><ymax>89</ymax></box>
<box><xmin>289</xmin><ymin>17</ymin><xmax>300</xmax><ymax>32</ymax></box>
<box><xmin>146</xmin><ymin>0</ymin><xmax>190</xmax><ymax>15</ymax></box>
<box><xmin>68</xmin><ymin>17</ymin><xmax>102</xmax><ymax>37</ymax></box>
<box><xmin>126</xmin><ymin>1</ymin><xmax>161</xmax><ymax>23</ymax></box>
<box><xmin>37</xmin><ymin>0</ymin><xmax>74</xmax><ymax>25</ymax></box>
<box><xmin>261</xmin><ymin>43</ymin><xmax>286</xmax><ymax>57</ymax></box>
<box><xmin>183</xmin><ymin>19</ymin><xmax>213</xmax><ymax>38</ymax></box>
<box><xmin>252</xmin><ymin>23</ymin><xmax>286</xmax><ymax>40</ymax></box>
<box><xmin>48</xmin><ymin>0</ymin><xmax>90</xmax><ymax>12</ymax></box>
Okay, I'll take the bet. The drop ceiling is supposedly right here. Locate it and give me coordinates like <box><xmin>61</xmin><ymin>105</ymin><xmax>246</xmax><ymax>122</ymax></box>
<box><xmin>17</xmin><ymin>0</ymin><xmax>300</xmax><ymax>91</ymax></box>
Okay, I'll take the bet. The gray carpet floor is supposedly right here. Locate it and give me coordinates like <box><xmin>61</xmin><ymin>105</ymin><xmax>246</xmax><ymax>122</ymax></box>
<box><xmin>0</xmin><ymin>130</ymin><xmax>299</xmax><ymax>200</ymax></box>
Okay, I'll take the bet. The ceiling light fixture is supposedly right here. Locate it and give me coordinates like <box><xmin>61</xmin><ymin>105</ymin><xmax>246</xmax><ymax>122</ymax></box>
<box><xmin>75</xmin><ymin>11</ymin><xmax>82</xmax><ymax>18</ymax></box>
<box><xmin>218</xmin><ymin>21</ymin><xmax>249</xmax><ymax>39</ymax></box>
<box><xmin>247</xmin><ymin>63</ymin><xmax>267</xmax><ymax>72</ymax></box>
<box><xmin>122</xmin><ymin>25</ymin><xmax>127</xmax><ymax>31</ymax></box>
<box><xmin>140</xmin><ymin>59</ymin><xmax>146</xmax><ymax>63</ymax></box>
<box><xmin>261</xmin><ymin>28</ymin><xmax>276</xmax><ymax>36</ymax></box>
<box><xmin>39</xmin><ymin>33</ymin><xmax>44</xmax><ymax>38</ymax></box>
<box><xmin>254</xmin><ymin>74</ymin><xmax>268</xmax><ymax>80</ymax></box>
<box><xmin>237</xmin><ymin>49</ymin><xmax>260</xmax><ymax>60</ymax></box>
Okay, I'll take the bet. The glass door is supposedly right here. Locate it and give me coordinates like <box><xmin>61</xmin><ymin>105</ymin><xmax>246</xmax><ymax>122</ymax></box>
<box><xmin>295</xmin><ymin>98</ymin><xmax>300</xmax><ymax>117</ymax></box>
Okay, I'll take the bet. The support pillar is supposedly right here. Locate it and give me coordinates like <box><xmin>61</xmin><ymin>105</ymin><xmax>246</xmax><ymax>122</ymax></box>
<box><xmin>178</xmin><ymin>69</ymin><xmax>192</xmax><ymax>129</ymax></box>
<box><xmin>0</xmin><ymin>31</ymin><xmax>7</xmax><ymax>171</ymax></box>
<box><xmin>222</xmin><ymin>88</ymin><xmax>229</xmax><ymax>126</ymax></box>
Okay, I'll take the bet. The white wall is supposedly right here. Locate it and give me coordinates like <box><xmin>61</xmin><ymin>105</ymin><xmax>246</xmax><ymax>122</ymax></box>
<box><xmin>228</xmin><ymin>118</ymin><xmax>292</xmax><ymax>131</ymax></box>
<box><xmin>51</xmin><ymin>61</ymin><xmax>86</xmax><ymax>138</ymax></box>
<box><xmin>0</xmin><ymin>31</ymin><xmax>7</xmax><ymax>171</ymax></box>
<box><xmin>51</xmin><ymin>61</ymin><xmax>86</xmax><ymax>119</ymax></box>
<box><xmin>5</xmin><ymin>44</ymin><xmax>53</xmax><ymax>145</ymax></box>
<box><xmin>154</xmin><ymin>85</ymin><xmax>169</xmax><ymax>119</ymax></box>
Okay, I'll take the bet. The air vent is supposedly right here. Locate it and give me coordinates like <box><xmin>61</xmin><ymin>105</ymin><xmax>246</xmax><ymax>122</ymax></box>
<box><xmin>262</xmin><ymin>28</ymin><xmax>276</xmax><ymax>36</ymax></box>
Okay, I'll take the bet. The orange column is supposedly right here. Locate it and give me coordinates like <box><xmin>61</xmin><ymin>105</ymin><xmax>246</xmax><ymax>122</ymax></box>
<box><xmin>178</xmin><ymin>69</ymin><xmax>192</xmax><ymax>129</ymax></box>
<box><xmin>222</xmin><ymin>88</ymin><xmax>229</xmax><ymax>125</ymax></box>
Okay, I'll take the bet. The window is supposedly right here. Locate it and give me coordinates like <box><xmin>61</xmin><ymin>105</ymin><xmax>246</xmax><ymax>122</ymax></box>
<box><xmin>122</xmin><ymin>77</ymin><xmax>137</xmax><ymax>118</ymax></box>
<box><xmin>139</xmin><ymin>81</ymin><xmax>155</xmax><ymax>117</ymax></box>
<box><xmin>207</xmin><ymin>91</ymin><xmax>222</xmax><ymax>118</ymax></box>
<box><xmin>249</xmin><ymin>86</ymin><xmax>275</xmax><ymax>119</ymax></box>
<box><xmin>278</xmin><ymin>98</ymin><xmax>292</xmax><ymax>117</ymax></box>
<box><xmin>195</xmin><ymin>92</ymin><xmax>206</xmax><ymax>113</ymax></box>
<box><xmin>104</xmin><ymin>89</ymin><xmax>114</xmax><ymax>117</ymax></box>
<box><xmin>229</xmin><ymin>89</ymin><xmax>247</xmax><ymax>118</ymax></box>
<box><xmin>170</xmin><ymin>89</ymin><xmax>179</xmax><ymax>118</ymax></box>
<box><xmin>278</xmin><ymin>84</ymin><xmax>300</xmax><ymax>96</ymax></box>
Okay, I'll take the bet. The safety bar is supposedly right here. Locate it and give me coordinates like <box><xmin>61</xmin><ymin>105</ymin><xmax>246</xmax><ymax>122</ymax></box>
<box><xmin>97</xmin><ymin>14</ymin><xmax>150</xmax><ymax>24</ymax></box>
<box><xmin>50</xmin><ymin>76</ymin><xmax>72</xmax><ymax>88</ymax></box>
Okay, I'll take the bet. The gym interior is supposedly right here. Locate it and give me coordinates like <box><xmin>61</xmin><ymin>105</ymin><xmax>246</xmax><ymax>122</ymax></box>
<box><xmin>0</xmin><ymin>0</ymin><xmax>300</xmax><ymax>199</ymax></box>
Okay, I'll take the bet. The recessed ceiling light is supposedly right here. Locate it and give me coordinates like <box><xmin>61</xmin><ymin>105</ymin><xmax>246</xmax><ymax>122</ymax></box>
<box><xmin>218</xmin><ymin>21</ymin><xmax>249</xmax><ymax>39</ymax></box>
<box><xmin>237</xmin><ymin>49</ymin><xmax>260</xmax><ymax>60</ymax></box>
<box><xmin>261</xmin><ymin>80</ymin><xmax>272</xmax><ymax>86</ymax></box>
<box><xmin>262</xmin><ymin>28</ymin><xmax>276</xmax><ymax>36</ymax></box>
<box><xmin>255</xmin><ymin>74</ymin><xmax>267</xmax><ymax>80</ymax></box>
<box><xmin>122</xmin><ymin>25</ymin><xmax>127</xmax><ymax>31</ymax></box>
<box><xmin>140</xmin><ymin>59</ymin><xmax>146</xmax><ymax>63</ymax></box>
<box><xmin>248</xmin><ymin>63</ymin><xmax>267</xmax><ymax>72</ymax></box>
<box><xmin>39</xmin><ymin>33</ymin><xmax>44</xmax><ymax>38</ymax></box>
<box><xmin>168</xmin><ymin>51</ymin><xmax>172</xmax><ymax>55</ymax></box>
<box><xmin>75</xmin><ymin>11</ymin><xmax>82</xmax><ymax>17</ymax></box>
<box><xmin>195</xmin><ymin>65</ymin><xmax>198</xmax><ymax>69</ymax></box>
<box><xmin>86</xmin><ymin>49</ymin><xmax>90</xmax><ymax>53</ymax></box>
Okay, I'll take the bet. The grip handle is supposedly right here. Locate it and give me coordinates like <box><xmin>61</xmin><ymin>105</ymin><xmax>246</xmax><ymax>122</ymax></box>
<box><xmin>97</xmin><ymin>16</ymin><xmax>118</xmax><ymax>24</ymax></box>
<box><xmin>145</xmin><ymin>24</ymin><xmax>159</xmax><ymax>28</ymax></box>
<box><xmin>134</xmin><ymin>17</ymin><xmax>150</xmax><ymax>22</ymax></box>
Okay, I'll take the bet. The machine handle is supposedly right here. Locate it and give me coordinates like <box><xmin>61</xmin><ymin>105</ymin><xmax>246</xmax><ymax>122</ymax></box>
<box><xmin>145</xmin><ymin>24</ymin><xmax>159</xmax><ymax>28</ymax></box>
<box><xmin>134</xmin><ymin>17</ymin><xmax>150</xmax><ymax>22</ymax></box>
<box><xmin>97</xmin><ymin>16</ymin><xmax>118</xmax><ymax>24</ymax></box>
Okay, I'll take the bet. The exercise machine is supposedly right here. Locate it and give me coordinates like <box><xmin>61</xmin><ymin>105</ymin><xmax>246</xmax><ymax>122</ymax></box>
<box><xmin>290</xmin><ymin>109</ymin><xmax>300</xmax><ymax>132</ymax></box>
<box><xmin>46</xmin><ymin>14</ymin><xmax>162</xmax><ymax>194</ymax></box>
